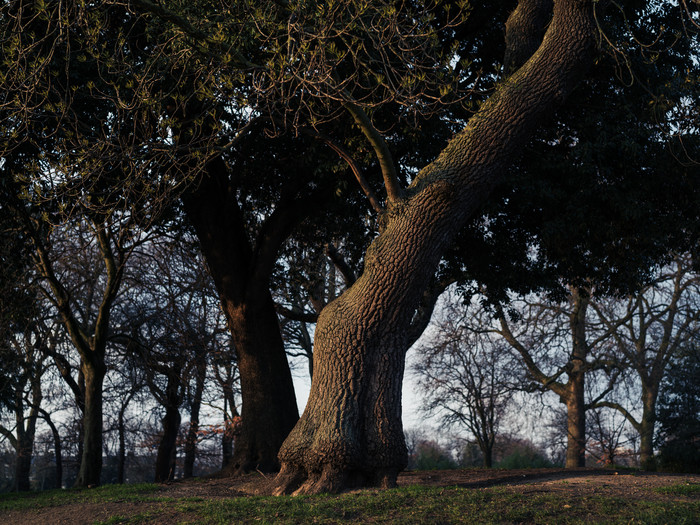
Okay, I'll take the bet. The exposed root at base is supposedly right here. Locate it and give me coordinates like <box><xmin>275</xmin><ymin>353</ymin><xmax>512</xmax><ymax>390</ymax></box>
<box><xmin>271</xmin><ymin>463</ymin><xmax>400</xmax><ymax>496</ymax></box>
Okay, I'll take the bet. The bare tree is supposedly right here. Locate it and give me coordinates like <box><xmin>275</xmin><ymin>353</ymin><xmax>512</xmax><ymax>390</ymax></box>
<box><xmin>591</xmin><ymin>254</ymin><xmax>700</xmax><ymax>469</ymax></box>
<box><xmin>115</xmin><ymin>235</ymin><xmax>229</xmax><ymax>482</ymax></box>
<box><xmin>0</xmin><ymin>323</ymin><xmax>49</xmax><ymax>491</ymax></box>
<box><xmin>494</xmin><ymin>286</ymin><xmax>623</xmax><ymax>468</ymax></box>
<box><xmin>413</xmin><ymin>295</ymin><xmax>518</xmax><ymax>467</ymax></box>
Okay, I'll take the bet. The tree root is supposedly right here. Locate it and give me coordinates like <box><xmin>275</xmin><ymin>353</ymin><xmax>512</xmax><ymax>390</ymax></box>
<box><xmin>271</xmin><ymin>463</ymin><xmax>400</xmax><ymax>495</ymax></box>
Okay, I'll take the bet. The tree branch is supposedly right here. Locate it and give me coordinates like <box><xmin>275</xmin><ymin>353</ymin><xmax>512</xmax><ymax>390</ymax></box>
<box><xmin>592</xmin><ymin>401</ymin><xmax>641</xmax><ymax>431</ymax></box>
<box><xmin>324</xmin><ymin>243</ymin><xmax>357</xmax><ymax>288</ymax></box>
<box><xmin>275</xmin><ymin>304</ymin><xmax>319</xmax><ymax>324</ymax></box>
<box><xmin>343</xmin><ymin>100</ymin><xmax>403</xmax><ymax>206</ymax></box>
<box><xmin>314</xmin><ymin>134</ymin><xmax>384</xmax><ymax>214</ymax></box>
<box><xmin>127</xmin><ymin>0</ymin><xmax>258</xmax><ymax>69</ymax></box>
<box><xmin>504</xmin><ymin>0</ymin><xmax>554</xmax><ymax>74</ymax></box>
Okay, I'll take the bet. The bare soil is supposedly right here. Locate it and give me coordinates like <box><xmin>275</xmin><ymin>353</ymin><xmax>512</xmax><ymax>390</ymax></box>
<box><xmin>4</xmin><ymin>468</ymin><xmax>699</xmax><ymax>524</ymax></box>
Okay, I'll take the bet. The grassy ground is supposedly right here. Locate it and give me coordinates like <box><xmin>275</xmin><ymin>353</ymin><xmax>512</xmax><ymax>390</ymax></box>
<box><xmin>0</xmin><ymin>470</ymin><xmax>697</xmax><ymax>524</ymax></box>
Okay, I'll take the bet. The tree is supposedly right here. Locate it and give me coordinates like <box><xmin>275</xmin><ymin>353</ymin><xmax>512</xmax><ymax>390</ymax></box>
<box><xmin>413</xmin><ymin>294</ymin><xmax>517</xmax><ymax>468</ymax></box>
<box><xmin>491</xmin><ymin>287</ymin><xmax>622</xmax><ymax>468</ymax></box>
<box><xmin>592</xmin><ymin>255</ymin><xmax>700</xmax><ymax>469</ymax></box>
<box><xmin>0</xmin><ymin>326</ymin><xmax>48</xmax><ymax>491</ymax></box>
<box><xmin>19</xmin><ymin>214</ymin><xmax>143</xmax><ymax>487</ymax></box>
<box><xmin>270</xmin><ymin>0</ymin><xmax>602</xmax><ymax>494</ymax></box>
<box><xmin>116</xmin><ymin>235</ymin><xmax>228</xmax><ymax>482</ymax></box>
<box><xmin>586</xmin><ymin>407</ymin><xmax>635</xmax><ymax>467</ymax></box>
<box><xmin>3</xmin><ymin>0</ymin><xmax>696</xmax><ymax>493</ymax></box>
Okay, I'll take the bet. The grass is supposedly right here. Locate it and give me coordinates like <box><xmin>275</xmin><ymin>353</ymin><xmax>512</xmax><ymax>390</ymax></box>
<box><xmin>1</xmin><ymin>481</ymin><xmax>698</xmax><ymax>524</ymax></box>
<box><xmin>0</xmin><ymin>482</ymin><xmax>161</xmax><ymax>512</ymax></box>
<box><xmin>655</xmin><ymin>482</ymin><xmax>700</xmax><ymax>497</ymax></box>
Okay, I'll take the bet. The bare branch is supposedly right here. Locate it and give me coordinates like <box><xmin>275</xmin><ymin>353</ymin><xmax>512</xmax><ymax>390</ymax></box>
<box><xmin>324</xmin><ymin>243</ymin><xmax>357</xmax><ymax>288</ymax></box>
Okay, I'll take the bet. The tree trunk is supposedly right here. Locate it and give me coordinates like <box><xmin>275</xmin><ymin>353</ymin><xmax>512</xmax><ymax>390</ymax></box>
<box><xmin>565</xmin><ymin>288</ymin><xmax>589</xmax><ymax>468</ymax></box>
<box><xmin>222</xmin><ymin>425</ymin><xmax>234</xmax><ymax>470</ymax></box>
<box><xmin>15</xmin><ymin>439</ymin><xmax>33</xmax><ymax>492</ymax></box>
<box><xmin>482</xmin><ymin>447</ymin><xmax>493</xmax><ymax>468</ymax></box>
<box><xmin>75</xmin><ymin>358</ymin><xmax>105</xmax><ymax>487</ymax></box>
<box><xmin>13</xmin><ymin>382</ymin><xmax>39</xmax><ymax>492</ymax></box>
<box><xmin>155</xmin><ymin>377</ymin><xmax>182</xmax><ymax>483</ymax></box>
<box><xmin>273</xmin><ymin>0</ymin><xmax>595</xmax><ymax>495</ymax></box>
<box><xmin>184</xmin><ymin>357</ymin><xmax>206</xmax><ymax>478</ymax></box>
<box><xmin>221</xmin><ymin>397</ymin><xmax>235</xmax><ymax>469</ymax></box>
<box><xmin>565</xmin><ymin>380</ymin><xmax>586</xmax><ymax>468</ymax></box>
<box><xmin>639</xmin><ymin>385</ymin><xmax>658</xmax><ymax>470</ymax></box>
<box><xmin>225</xmin><ymin>297</ymin><xmax>300</xmax><ymax>473</ymax></box>
<box><xmin>183</xmin><ymin>160</ymin><xmax>300</xmax><ymax>475</ymax></box>
<box><xmin>43</xmin><ymin>414</ymin><xmax>63</xmax><ymax>489</ymax></box>
<box><xmin>117</xmin><ymin>407</ymin><xmax>127</xmax><ymax>484</ymax></box>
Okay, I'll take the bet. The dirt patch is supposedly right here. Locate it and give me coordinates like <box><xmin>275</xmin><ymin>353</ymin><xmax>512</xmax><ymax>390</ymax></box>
<box><xmin>4</xmin><ymin>468</ymin><xmax>698</xmax><ymax>524</ymax></box>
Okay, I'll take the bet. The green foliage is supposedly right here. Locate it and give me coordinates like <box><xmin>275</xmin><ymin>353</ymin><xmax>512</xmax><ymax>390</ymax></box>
<box><xmin>655</xmin><ymin>346</ymin><xmax>700</xmax><ymax>473</ymax></box>
<box><xmin>413</xmin><ymin>440</ymin><xmax>458</xmax><ymax>470</ymax></box>
<box><xmin>447</xmin><ymin>2</ymin><xmax>700</xmax><ymax>303</ymax></box>
<box><xmin>496</xmin><ymin>441</ymin><xmax>555</xmax><ymax>469</ymax></box>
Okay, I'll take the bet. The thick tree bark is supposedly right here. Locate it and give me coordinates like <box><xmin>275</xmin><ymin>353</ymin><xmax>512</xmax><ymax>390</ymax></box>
<box><xmin>273</xmin><ymin>0</ymin><xmax>596</xmax><ymax>495</ymax></box>
<box><xmin>76</xmin><ymin>358</ymin><xmax>106</xmax><ymax>487</ymax></box>
<box><xmin>224</xmin><ymin>298</ymin><xmax>300</xmax><ymax>473</ymax></box>
<box><xmin>183</xmin><ymin>159</ymin><xmax>300</xmax><ymax>474</ymax></box>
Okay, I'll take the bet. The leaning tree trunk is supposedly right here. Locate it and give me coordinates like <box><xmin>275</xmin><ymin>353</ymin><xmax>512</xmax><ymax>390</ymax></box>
<box><xmin>75</xmin><ymin>358</ymin><xmax>106</xmax><ymax>488</ymax></box>
<box><xmin>273</xmin><ymin>0</ymin><xmax>596</xmax><ymax>495</ymax></box>
<box><xmin>39</xmin><ymin>410</ymin><xmax>63</xmax><ymax>489</ymax></box>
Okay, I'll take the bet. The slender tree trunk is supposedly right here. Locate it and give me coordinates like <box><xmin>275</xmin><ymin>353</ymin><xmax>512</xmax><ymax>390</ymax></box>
<box><xmin>117</xmin><ymin>407</ymin><xmax>127</xmax><ymax>484</ymax></box>
<box><xmin>75</xmin><ymin>358</ymin><xmax>105</xmax><ymax>487</ymax></box>
<box><xmin>43</xmin><ymin>414</ymin><xmax>63</xmax><ymax>489</ymax></box>
<box><xmin>184</xmin><ymin>358</ymin><xmax>206</xmax><ymax>478</ymax></box>
<box><xmin>565</xmin><ymin>288</ymin><xmax>589</xmax><ymax>468</ymax></box>
<box><xmin>273</xmin><ymin>0</ymin><xmax>596</xmax><ymax>494</ymax></box>
<box><xmin>155</xmin><ymin>378</ymin><xmax>182</xmax><ymax>482</ymax></box>
<box><xmin>221</xmin><ymin>396</ymin><xmax>239</xmax><ymax>469</ymax></box>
